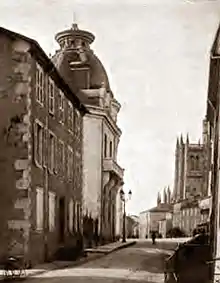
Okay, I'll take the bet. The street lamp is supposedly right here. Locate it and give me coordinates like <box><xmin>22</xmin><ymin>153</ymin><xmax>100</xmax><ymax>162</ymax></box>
<box><xmin>120</xmin><ymin>189</ymin><xmax>132</xmax><ymax>243</ymax></box>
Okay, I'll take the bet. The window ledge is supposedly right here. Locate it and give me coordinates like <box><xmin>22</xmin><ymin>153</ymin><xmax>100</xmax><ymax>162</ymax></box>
<box><xmin>35</xmin><ymin>228</ymin><xmax>43</xmax><ymax>233</ymax></box>
<box><xmin>48</xmin><ymin>168</ymin><xmax>54</xmax><ymax>175</ymax></box>
<box><xmin>36</xmin><ymin>100</ymin><xmax>44</xmax><ymax>107</ymax></box>
<box><xmin>34</xmin><ymin>159</ymin><xmax>43</xmax><ymax>170</ymax></box>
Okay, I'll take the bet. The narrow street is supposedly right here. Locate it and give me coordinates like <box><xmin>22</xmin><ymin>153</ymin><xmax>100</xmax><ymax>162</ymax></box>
<box><xmin>27</xmin><ymin>240</ymin><xmax>179</xmax><ymax>283</ymax></box>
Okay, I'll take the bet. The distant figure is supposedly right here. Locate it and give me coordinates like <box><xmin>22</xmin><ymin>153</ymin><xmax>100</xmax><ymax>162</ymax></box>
<box><xmin>94</xmin><ymin>219</ymin><xmax>99</xmax><ymax>246</ymax></box>
<box><xmin>151</xmin><ymin>231</ymin><xmax>156</xmax><ymax>245</ymax></box>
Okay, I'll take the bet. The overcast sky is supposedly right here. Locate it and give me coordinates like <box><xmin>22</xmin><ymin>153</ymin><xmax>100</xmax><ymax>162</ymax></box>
<box><xmin>1</xmin><ymin>0</ymin><xmax>220</xmax><ymax>215</ymax></box>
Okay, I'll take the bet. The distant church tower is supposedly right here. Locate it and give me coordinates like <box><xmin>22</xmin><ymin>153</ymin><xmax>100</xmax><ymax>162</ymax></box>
<box><xmin>163</xmin><ymin>187</ymin><xmax>167</xmax><ymax>204</ymax></box>
<box><xmin>172</xmin><ymin>118</ymin><xmax>211</xmax><ymax>203</ymax></box>
<box><xmin>173</xmin><ymin>137</ymin><xmax>180</xmax><ymax>202</ymax></box>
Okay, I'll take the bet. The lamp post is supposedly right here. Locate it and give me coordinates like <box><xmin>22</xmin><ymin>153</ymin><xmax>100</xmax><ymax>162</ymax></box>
<box><xmin>120</xmin><ymin>189</ymin><xmax>132</xmax><ymax>243</ymax></box>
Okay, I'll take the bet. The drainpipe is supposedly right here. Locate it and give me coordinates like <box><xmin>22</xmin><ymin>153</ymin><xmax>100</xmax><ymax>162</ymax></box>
<box><xmin>44</xmin><ymin>115</ymin><xmax>49</xmax><ymax>261</ymax></box>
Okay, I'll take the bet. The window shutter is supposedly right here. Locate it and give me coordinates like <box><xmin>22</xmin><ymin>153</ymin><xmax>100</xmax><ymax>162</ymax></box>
<box><xmin>54</xmin><ymin>136</ymin><xmax>58</xmax><ymax>174</ymax></box>
<box><xmin>49</xmin><ymin>192</ymin><xmax>56</xmax><ymax>232</ymax></box>
<box><xmin>36</xmin><ymin>188</ymin><xmax>44</xmax><ymax>230</ymax></box>
<box><xmin>34</xmin><ymin>122</ymin><xmax>37</xmax><ymax>165</ymax></box>
<box><xmin>43</xmin><ymin>128</ymin><xmax>47</xmax><ymax>167</ymax></box>
<box><xmin>69</xmin><ymin>199</ymin><xmax>74</xmax><ymax>232</ymax></box>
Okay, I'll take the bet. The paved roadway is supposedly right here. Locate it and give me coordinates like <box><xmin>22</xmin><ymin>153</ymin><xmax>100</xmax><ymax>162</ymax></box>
<box><xmin>27</xmin><ymin>239</ymin><xmax>181</xmax><ymax>283</ymax></box>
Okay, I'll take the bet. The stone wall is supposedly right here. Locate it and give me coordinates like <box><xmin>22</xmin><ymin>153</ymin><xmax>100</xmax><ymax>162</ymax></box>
<box><xmin>0</xmin><ymin>34</ymin><xmax>32</xmax><ymax>261</ymax></box>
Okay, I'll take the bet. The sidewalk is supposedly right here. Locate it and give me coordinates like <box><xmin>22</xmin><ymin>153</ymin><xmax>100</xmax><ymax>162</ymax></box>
<box><xmin>0</xmin><ymin>239</ymin><xmax>136</xmax><ymax>280</ymax></box>
<box><xmin>85</xmin><ymin>239</ymin><xmax>136</xmax><ymax>254</ymax></box>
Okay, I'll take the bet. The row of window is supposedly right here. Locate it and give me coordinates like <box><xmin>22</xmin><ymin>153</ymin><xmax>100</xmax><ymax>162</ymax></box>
<box><xmin>182</xmin><ymin>207</ymin><xmax>199</xmax><ymax>216</ymax></box>
<box><xmin>36</xmin><ymin>187</ymin><xmax>81</xmax><ymax>232</ymax></box>
<box><xmin>36</xmin><ymin>188</ymin><xmax>55</xmax><ymax>232</ymax></box>
<box><xmin>36</xmin><ymin>63</ymin><xmax>78</xmax><ymax>132</ymax></box>
<box><xmin>34</xmin><ymin>120</ymin><xmax>78</xmax><ymax>180</ymax></box>
<box><xmin>173</xmin><ymin>209</ymin><xmax>199</xmax><ymax>218</ymax></box>
<box><xmin>176</xmin><ymin>218</ymin><xmax>201</xmax><ymax>227</ymax></box>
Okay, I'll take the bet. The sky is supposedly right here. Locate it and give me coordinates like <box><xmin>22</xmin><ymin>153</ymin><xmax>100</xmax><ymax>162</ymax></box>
<box><xmin>1</xmin><ymin>0</ymin><xmax>220</xmax><ymax>215</ymax></box>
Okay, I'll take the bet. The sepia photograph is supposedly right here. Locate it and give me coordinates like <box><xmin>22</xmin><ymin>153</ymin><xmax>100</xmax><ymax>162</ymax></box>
<box><xmin>0</xmin><ymin>0</ymin><xmax>220</xmax><ymax>282</ymax></box>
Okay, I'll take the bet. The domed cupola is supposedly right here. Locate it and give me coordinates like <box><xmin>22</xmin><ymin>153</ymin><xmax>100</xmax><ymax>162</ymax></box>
<box><xmin>52</xmin><ymin>23</ymin><xmax>110</xmax><ymax>93</ymax></box>
<box><xmin>55</xmin><ymin>23</ymin><xmax>95</xmax><ymax>49</ymax></box>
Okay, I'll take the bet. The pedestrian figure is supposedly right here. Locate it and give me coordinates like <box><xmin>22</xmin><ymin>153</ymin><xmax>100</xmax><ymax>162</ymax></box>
<box><xmin>151</xmin><ymin>231</ymin><xmax>156</xmax><ymax>245</ymax></box>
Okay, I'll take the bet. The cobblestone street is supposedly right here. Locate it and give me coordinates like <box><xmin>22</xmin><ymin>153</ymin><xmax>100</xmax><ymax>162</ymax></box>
<box><xmin>26</xmin><ymin>240</ymin><xmax>179</xmax><ymax>283</ymax></box>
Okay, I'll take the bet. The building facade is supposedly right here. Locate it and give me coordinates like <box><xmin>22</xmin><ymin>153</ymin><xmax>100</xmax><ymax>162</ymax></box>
<box><xmin>171</xmin><ymin>125</ymin><xmax>211</xmax><ymax>236</ymax></box>
<box><xmin>126</xmin><ymin>215</ymin><xmax>139</xmax><ymax>238</ymax></box>
<box><xmin>139</xmin><ymin>210</ymin><xmax>148</xmax><ymax>239</ymax></box>
<box><xmin>52</xmin><ymin>23</ymin><xmax>124</xmax><ymax>245</ymax></box>
<box><xmin>146</xmin><ymin>203</ymin><xmax>173</xmax><ymax>238</ymax></box>
<box><xmin>139</xmin><ymin>188</ymin><xmax>172</xmax><ymax>238</ymax></box>
<box><xmin>205</xmin><ymin>23</ymin><xmax>220</xmax><ymax>283</ymax></box>
<box><xmin>172</xmin><ymin>198</ymin><xmax>204</xmax><ymax>236</ymax></box>
<box><xmin>0</xmin><ymin>27</ymin><xmax>87</xmax><ymax>265</ymax></box>
<box><xmin>158</xmin><ymin>215</ymin><xmax>172</xmax><ymax>238</ymax></box>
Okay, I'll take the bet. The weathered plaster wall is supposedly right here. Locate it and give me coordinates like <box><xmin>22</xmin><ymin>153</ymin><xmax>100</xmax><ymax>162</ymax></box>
<box><xmin>82</xmin><ymin>114</ymin><xmax>102</xmax><ymax>220</ymax></box>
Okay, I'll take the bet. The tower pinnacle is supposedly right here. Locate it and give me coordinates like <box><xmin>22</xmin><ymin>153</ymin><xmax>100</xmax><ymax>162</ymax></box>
<box><xmin>180</xmin><ymin>134</ymin><xmax>184</xmax><ymax>145</ymax></box>
<box><xmin>186</xmin><ymin>133</ymin><xmax>189</xmax><ymax>144</ymax></box>
<box><xmin>163</xmin><ymin>187</ymin><xmax>167</xmax><ymax>204</ymax></box>
<box><xmin>176</xmin><ymin>137</ymin><xmax>179</xmax><ymax>149</ymax></box>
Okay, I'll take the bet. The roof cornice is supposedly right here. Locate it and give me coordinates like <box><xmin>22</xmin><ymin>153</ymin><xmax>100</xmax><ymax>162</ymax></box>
<box><xmin>85</xmin><ymin>105</ymin><xmax>122</xmax><ymax>136</ymax></box>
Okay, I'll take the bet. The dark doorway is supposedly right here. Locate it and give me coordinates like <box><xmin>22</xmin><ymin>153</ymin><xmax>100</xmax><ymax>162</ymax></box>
<box><xmin>59</xmin><ymin>197</ymin><xmax>65</xmax><ymax>243</ymax></box>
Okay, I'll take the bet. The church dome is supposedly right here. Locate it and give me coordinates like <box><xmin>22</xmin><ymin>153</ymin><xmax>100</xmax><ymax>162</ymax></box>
<box><xmin>53</xmin><ymin>23</ymin><xmax>111</xmax><ymax>93</ymax></box>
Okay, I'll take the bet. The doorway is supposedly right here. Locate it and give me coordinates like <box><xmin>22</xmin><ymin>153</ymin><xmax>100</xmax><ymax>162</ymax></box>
<box><xmin>59</xmin><ymin>197</ymin><xmax>65</xmax><ymax>243</ymax></box>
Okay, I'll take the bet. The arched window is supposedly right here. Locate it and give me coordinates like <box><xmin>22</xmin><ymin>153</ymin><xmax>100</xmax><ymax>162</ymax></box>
<box><xmin>104</xmin><ymin>134</ymin><xmax>107</xmax><ymax>158</ymax></box>
<box><xmin>195</xmin><ymin>155</ymin><xmax>199</xmax><ymax>170</ymax></box>
<box><xmin>109</xmin><ymin>141</ymin><xmax>112</xmax><ymax>157</ymax></box>
<box><xmin>190</xmin><ymin>155</ymin><xmax>195</xmax><ymax>170</ymax></box>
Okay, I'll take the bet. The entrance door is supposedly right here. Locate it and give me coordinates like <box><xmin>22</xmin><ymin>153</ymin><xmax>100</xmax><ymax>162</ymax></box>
<box><xmin>59</xmin><ymin>197</ymin><xmax>65</xmax><ymax>243</ymax></box>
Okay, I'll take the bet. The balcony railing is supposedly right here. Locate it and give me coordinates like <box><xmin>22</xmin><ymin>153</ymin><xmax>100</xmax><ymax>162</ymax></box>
<box><xmin>103</xmin><ymin>158</ymin><xmax>124</xmax><ymax>180</ymax></box>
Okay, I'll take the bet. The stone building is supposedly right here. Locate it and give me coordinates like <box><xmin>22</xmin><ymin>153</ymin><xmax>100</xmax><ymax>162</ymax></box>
<box><xmin>171</xmin><ymin>124</ymin><xmax>211</xmax><ymax>236</ymax></box>
<box><xmin>172</xmin><ymin>126</ymin><xmax>211</xmax><ymax>203</ymax></box>
<box><xmin>198</xmin><ymin>195</ymin><xmax>212</xmax><ymax>226</ymax></box>
<box><xmin>158</xmin><ymin>214</ymin><xmax>172</xmax><ymax>238</ymax></box>
<box><xmin>172</xmin><ymin>198</ymin><xmax>204</xmax><ymax>236</ymax></box>
<box><xmin>205</xmin><ymin>22</ymin><xmax>220</xmax><ymax>282</ymax></box>
<box><xmin>126</xmin><ymin>215</ymin><xmax>139</xmax><ymax>238</ymax></box>
<box><xmin>139</xmin><ymin>189</ymin><xmax>172</xmax><ymax>238</ymax></box>
<box><xmin>0</xmin><ymin>27</ymin><xmax>87</xmax><ymax>265</ymax></box>
<box><xmin>146</xmin><ymin>202</ymin><xmax>172</xmax><ymax>238</ymax></box>
<box><xmin>52</xmin><ymin>23</ymin><xmax>124</xmax><ymax>244</ymax></box>
<box><xmin>139</xmin><ymin>210</ymin><xmax>148</xmax><ymax>239</ymax></box>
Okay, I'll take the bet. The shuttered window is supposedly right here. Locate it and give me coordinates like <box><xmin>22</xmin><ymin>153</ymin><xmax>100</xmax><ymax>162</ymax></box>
<box><xmin>36</xmin><ymin>187</ymin><xmax>44</xmax><ymax>230</ymax></box>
